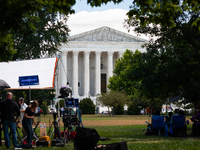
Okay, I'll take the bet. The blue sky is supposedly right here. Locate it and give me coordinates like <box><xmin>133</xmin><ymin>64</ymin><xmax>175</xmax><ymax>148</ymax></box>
<box><xmin>72</xmin><ymin>0</ymin><xmax>132</xmax><ymax>12</ymax></box>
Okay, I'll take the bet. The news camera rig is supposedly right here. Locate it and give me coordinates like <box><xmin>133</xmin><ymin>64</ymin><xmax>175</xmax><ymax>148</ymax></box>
<box><xmin>58</xmin><ymin>86</ymin><xmax>84</xmax><ymax>140</ymax></box>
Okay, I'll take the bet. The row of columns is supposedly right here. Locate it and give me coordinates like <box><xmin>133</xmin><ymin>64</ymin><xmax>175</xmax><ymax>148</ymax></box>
<box><xmin>60</xmin><ymin>51</ymin><xmax>115</xmax><ymax>97</ymax></box>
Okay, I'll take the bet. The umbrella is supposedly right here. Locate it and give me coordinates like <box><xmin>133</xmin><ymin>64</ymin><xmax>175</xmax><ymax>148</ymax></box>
<box><xmin>0</xmin><ymin>79</ymin><xmax>10</xmax><ymax>89</ymax></box>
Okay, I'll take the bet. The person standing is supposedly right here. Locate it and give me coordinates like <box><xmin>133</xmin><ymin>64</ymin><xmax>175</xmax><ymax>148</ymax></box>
<box><xmin>0</xmin><ymin>92</ymin><xmax>20</xmax><ymax>148</ymax></box>
<box><xmin>18</xmin><ymin>97</ymin><xmax>28</xmax><ymax>138</ymax></box>
<box><xmin>22</xmin><ymin>100</ymin><xmax>38</xmax><ymax>144</ymax></box>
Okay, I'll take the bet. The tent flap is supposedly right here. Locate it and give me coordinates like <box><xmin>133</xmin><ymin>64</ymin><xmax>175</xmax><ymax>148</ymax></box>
<box><xmin>170</xmin><ymin>95</ymin><xmax>180</xmax><ymax>103</ymax></box>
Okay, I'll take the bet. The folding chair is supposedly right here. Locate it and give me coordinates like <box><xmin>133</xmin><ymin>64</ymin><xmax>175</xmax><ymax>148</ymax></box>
<box><xmin>151</xmin><ymin>115</ymin><xmax>165</xmax><ymax>135</ymax></box>
<box><xmin>171</xmin><ymin>116</ymin><xmax>186</xmax><ymax>136</ymax></box>
<box><xmin>22</xmin><ymin>120</ymin><xmax>40</xmax><ymax>142</ymax></box>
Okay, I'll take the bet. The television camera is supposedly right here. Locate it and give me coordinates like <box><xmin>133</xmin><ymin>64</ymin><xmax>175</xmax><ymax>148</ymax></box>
<box><xmin>58</xmin><ymin>86</ymin><xmax>72</xmax><ymax>98</ymax></box>
<box><xmin>57</xmin><ymin>87</ymin><xmax>83</xmax><ymax>142</ymax></box>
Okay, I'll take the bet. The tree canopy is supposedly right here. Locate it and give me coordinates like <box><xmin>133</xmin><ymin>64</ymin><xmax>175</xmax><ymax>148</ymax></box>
<box><xmin>0</xmin><ymin>0</ymin><xmax>73</xmax><ymax>61</ymax></box>
<box><xmin>127</xmin><ymin>0</ymin><xmax>200</xmax><ymax>29</ymax></box>
<box><xmin>2</xmin><ymin>0</ymin><xmax>199</xmax><ymax>61</ymax></box>
<box><xmin>96</xmin><ymin>91</ymin><xmax>129</xmax><ymax>116</ymax></box>
<box><xmin>11</xmin><ymin>5</ymin><xmax>69</xmax><ymax>60</ymax></box>
<box><xmin>121</xmin><ymin>8</ymin><xmax>200</xmax><ymax>105</ymax></box>
<box><xmin>108</xmin><ymin>49</ymin><xmax>161</xmax><ymax>108</ymax></box>
<box><xmin>0</xmin><ymin>0</ymin><xmax>122</xmax><ymax>62</ymax></box>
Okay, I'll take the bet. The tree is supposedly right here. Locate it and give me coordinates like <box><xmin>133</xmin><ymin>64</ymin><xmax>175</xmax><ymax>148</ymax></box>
<box><xmin>0</xmin><ymin>0</ymin><xmax>75</xmax><ymax>62</ymax></box>
<box><xmin>55</xmin><ymin>99</ymin><xmax>65</xmax><ymax>109</ymax></box>
<box><xmin>12</xmin><ymin>89</ymin><xmax>55</xmax><ymax>106</ymax></box>
<box><xmin>108</xmin><ymin>50</ymin><xmax>152</xmax><ymax>109</ymax></box>
<box><xmin>127</xmin><ymin>0</ymin><xmax>200</xmax><ymax>29</ymax></box>
<box><xmin>96</xmin><ymin>91</ymin><xmax>129</xmax><ymax>116</ymax></box>
<box><xmin>125</xmin><ymin>9</ymin><xmax>200</xmax><ymax>105</ymax></box>
<box><xmin>79</xmin><ymin>98</ymin><xmax>95</xmax><ymax>114</ymax></box>
<box><xmin>0</xmin><ymin>0</ymin><xmax>124</xmax><ymax>62</ymax></box>
<box><xmin>108</xmin><ymin>49</ymin><xmax>143</xmax><ymax>96</ymax></box>
<box><xmin>127</xmin><ymin>103</ymin><xmax>140</xmax><ymax>115</ymax></box>
<box><xmin>11</xmin><ymin>5</ymin><xmax>69</xmax><ymax>60</ymax></box>
<box><xmin>113</xmin><ymin>105</ymin><xmax>124</xmax><ymax>115</ymax></box>
<box><xmin>41</xmin><ymin>100</ymin><xmax>48</xmax><ymax>116</ymax></box>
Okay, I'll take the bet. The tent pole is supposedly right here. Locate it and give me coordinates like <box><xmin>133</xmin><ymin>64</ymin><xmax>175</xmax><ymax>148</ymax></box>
<box><xmin>166</xmin><ymin>101</ymin><xmax>167</xmax><ymax>116</ymax></box>
<box><xmin>29</xmin><ymin>87</ymin><xmax>31</xmax><ymax>104</ymax></box>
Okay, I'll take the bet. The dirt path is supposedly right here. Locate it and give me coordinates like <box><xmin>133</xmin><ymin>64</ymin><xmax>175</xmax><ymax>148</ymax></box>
<box><xmin>18</xmin><ymin>115</ymin><xmax>192</xmax><ymax>127</ymax></box>
<box><xmin>82</xmin><ymin>119</ymin><xmax>147</xmax><ymax>126</ymax></box>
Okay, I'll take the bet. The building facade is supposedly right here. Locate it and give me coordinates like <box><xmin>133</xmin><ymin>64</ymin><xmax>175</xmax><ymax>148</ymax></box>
<box><xmin>56</xmin><ymin>26</ymin><xmax>148</xmax><ymax>111</ymax></box>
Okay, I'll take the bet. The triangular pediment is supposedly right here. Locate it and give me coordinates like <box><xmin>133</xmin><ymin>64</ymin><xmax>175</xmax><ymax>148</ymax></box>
<box><xmin>68</xmin><ymin>26</ymin><xmax>148</xmax><ymax>42</ymax></box>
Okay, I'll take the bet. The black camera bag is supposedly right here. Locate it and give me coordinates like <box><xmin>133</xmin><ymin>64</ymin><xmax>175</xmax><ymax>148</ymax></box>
<box><xmin>74</xmin><ymin>127</ymin><xmax>100</xmax><ymax>150</ymax></box>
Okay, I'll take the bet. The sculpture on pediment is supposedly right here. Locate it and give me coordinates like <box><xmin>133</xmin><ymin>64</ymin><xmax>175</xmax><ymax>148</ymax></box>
<box><xmin>68</xmin><ymin>26</ymin><xmax>147</xmax><ymax>42</ymax></box>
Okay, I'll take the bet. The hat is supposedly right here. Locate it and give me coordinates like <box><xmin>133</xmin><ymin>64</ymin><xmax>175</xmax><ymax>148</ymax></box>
<box><xmin>19</xmin><ymin>97</ymin><xmax>24</xmax><ymax>101</ymax></box>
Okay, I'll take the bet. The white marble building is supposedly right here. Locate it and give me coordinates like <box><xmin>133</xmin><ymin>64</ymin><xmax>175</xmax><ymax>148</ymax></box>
<box><xmin>55</xmin><ymin>26</ymin><xmax>148</xmax><ymax>112</ymax></box>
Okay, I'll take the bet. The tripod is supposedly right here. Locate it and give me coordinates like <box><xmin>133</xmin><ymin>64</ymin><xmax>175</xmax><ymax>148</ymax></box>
<box><xmin>47</xmin><ymin>113</ymin><xmax>64</xmax><ymax>143</ymax></box>
<box><xmin>15</xmin><ymin>121</ymin><xmax>23</xmax><ymax>144</ymax></box>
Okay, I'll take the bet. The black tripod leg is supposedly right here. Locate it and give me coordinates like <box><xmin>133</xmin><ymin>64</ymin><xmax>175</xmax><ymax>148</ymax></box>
<box><xmin>47</xmin><ymin>123</ymin><xmax>53</xmax><ymax>136</ymax></box>
<box><xmin>47</xmin><ymin>122</ymin><xmax>55</xmax><ymax>140</ymax></box>
<box><xmin>16</xmin><ymin>128</ymin><xmax>23</xmax><ymax>144</ymax></box>
<box><xmin>0</xmin><ymin>123</ymin><xmax>2</xmax><ymax>146</ymax></box>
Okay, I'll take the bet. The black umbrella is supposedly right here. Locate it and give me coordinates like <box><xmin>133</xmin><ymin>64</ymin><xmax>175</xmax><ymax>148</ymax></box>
<box><xmin>0</xmin><ymin>79</ymin><xmax>10</xmax><ymax>89</ymax></box>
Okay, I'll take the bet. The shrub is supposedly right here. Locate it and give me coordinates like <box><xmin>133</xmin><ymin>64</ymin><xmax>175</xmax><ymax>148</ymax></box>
<box><xmin>41</xmin><ymin>100</ymin><xmax>48</xmax><ymax>116</ymax></box>
<box><xmin>127</xmin><ymin>104</ymin><xmax>140</xmax><ymax>115</ymax></box>
<box><xmin>113</xmin><ymin>105</ymin><xmax>124</xmax><ymax>115</ymax></box>
<box><xmin>55</xmin><ymin>99</ymin><xmax>65</xmax><ymax>109</ymax></box>
<box><xmin>79</xmin><ymin>98</ymin><xmax>95</xmax><ymax>114</ymax></box>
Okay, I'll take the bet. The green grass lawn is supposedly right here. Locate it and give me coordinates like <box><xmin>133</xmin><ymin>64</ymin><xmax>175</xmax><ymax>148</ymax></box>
<box><xmin>1</xmin><ymin>115</ymin><xmax>200</xmax><ymax>150</ymax></box>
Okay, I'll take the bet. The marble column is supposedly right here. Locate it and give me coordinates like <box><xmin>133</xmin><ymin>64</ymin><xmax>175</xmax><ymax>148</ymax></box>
<box><xmin>95</xmin><ymin>51</ymin><xmax>101</xmax><ymax>95</ymax></box>
<box><xmin>72</xmin><ymin>51</ymin><xmax>79</xmax><ymax>97</ymax></box>
<box><xmin>119</xmin><ymin>51</ymin><xmax>123</xmax><ymax>58</ymax></box>
<box><xmin>107</xmin><ymin>51</ymin><xmax>114</xmax><ymax>84</ymax></box>
<box><xmin>84</xmin><ymin>51</ymin><xmax>90</xmax><ymax>96</ymax></box>
<box><xmin>61</xmin><ymin>51</ymin><xmax>67</xmax><ymax>87</ymax></box>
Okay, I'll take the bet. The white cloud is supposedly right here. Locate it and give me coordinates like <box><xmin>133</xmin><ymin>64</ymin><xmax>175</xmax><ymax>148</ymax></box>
<box><xmin>67</xmin><ymin>10</ymin><xmax>134</xmax><ymax>36</ymax></box>
<box><xmin>67</xmin><ymin>9</ymin><xmax>149</xmax><ymax>40</ymax></box>
<box><xmin>68</xmin><ymin>9</ymin><xmax>127</xmax><ymax>34</ymax></box>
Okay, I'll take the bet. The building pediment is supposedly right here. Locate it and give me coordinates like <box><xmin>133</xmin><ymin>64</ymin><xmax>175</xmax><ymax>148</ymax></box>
<box><xmin>68</xmin><ymin>26</ymin><xmax>148</xmax><ymax>42</ymax></box>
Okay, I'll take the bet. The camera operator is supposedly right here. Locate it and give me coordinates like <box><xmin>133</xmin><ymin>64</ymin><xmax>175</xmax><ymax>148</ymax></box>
<box><xmin>0</xmin><ymin>92</ymin><xmax>20</xmax><ymax>148</ymax></box>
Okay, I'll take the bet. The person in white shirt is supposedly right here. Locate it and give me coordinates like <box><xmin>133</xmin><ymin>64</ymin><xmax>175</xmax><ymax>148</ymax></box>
<box><xmin>19</xmin><ymin>97</ymin><xmax>28</xmax><ymax>138</ymax></box>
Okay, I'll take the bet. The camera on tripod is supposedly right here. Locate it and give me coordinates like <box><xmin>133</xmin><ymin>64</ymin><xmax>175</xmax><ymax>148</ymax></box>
<box><xmin>58</xmin><ymin>86</ymin><xmax>72</xmax><ymax>98</ymax></box>
<box><xmin>63</xmin><ymin>98</ymin><xmax>80</xmax><ymax>129</ymax></box>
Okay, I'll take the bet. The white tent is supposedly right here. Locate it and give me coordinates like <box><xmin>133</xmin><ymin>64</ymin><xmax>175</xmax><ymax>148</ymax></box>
<box><xmin>0</xmin><ymin>57</ymin><xmax>58</xmax><ymax>89</ymax></box>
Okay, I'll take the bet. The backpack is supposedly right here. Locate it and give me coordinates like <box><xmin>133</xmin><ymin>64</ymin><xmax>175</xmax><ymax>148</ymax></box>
<box><xmin>74</xmin><ymin>127</ymin><xmax>100</xmax><ymax>150</ymax></box>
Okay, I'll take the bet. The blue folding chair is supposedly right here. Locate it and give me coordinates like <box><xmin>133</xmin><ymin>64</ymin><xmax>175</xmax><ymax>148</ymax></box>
<box><xmin>171</xmin><ymin>116</ymin><xmax>187</xmax><ymax>136</ymax></box>
<box><xmin>152</xmin><ymin>115</ymin><xmax>165</xmax><ymax>135</ymax></box>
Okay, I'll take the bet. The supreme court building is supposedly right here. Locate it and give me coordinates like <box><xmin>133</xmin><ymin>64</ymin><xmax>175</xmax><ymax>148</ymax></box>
<box><xmin>56</xmin><ymin>26</ymin><xmax>148</xmax><ymax>111</ymax></box>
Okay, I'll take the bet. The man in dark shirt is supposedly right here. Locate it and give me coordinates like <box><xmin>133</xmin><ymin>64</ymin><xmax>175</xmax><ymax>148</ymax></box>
<box><xmin>0</xmin><ymin>92</ymin><xmax>20</xmax><ymax>148</ymax></box>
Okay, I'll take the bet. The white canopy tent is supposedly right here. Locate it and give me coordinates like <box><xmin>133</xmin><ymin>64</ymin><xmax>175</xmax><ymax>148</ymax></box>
<box><xmin>0</xmin><ymin>57</ymin><xmax>58</xmax><ymax>89</ymax></box>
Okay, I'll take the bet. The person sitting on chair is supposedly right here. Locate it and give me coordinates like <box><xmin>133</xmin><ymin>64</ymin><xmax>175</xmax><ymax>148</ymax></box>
<box><xmin>22</xmin><ymin>100</ymin><xmax>38</xmax><ymax>144</ymax></box>
<box><xmin>170</xmin><ymin>109</ymin><xmax>179</xmax><ymax>125</ymax></box>
<box><xmin>151</xmin><ymin>110</ymin><xmax>165</xmax><ymax>135</ymax></box>
<box><xmin>179</xmin><ymin>110</ymin><xmax>185</xmax><ymax>120</ymax></box>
